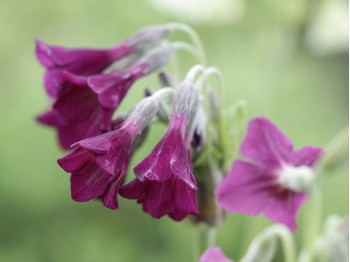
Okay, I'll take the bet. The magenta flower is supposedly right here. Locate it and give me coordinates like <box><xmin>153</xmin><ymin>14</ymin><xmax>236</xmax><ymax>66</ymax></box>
<box><xmin>199</xmin><ymin>247</ymin><xmax>233</xmax><ymax>262</ymax></box>
<box><xmin>120</xmin><ymin>80</ymin><xmax>199</xmax><ymax>221</ymax></box>
<box><xmin>57</xmin><ymin>127</ymin><xmax>135</xmax><ymax>209</ymax></box>
<box><xmin>38</xmin><ymin>47</ymin><xmax>173</xmax><ymax>149</ymax></box>
<box><xmin>37</xmin><ymin>69</ymin><xmax>137</xmax><ymax>149</ymax></box>
<box><xmin>57</xmin><ymin>97</ymin><xmax>159</xmax><ymax>209</ymax></box>
<box><xmin>36</xmin><ymin>25</ymin><xmax>170</xmax><ymax>96</ymax></box>
<box><xmin>36</xmin><ymin>39</ymin><xmax>131</xmax><ymax>75</ymax></box>
<box><xmin>216</xmin><ymin>116</ymin><xmax>323</xmax><ymax>231</ymax></box>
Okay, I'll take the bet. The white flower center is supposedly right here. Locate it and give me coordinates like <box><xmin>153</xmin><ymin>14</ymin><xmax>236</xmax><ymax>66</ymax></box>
<box><xmin>277</xmin><ymin>165</ymin><xmax>315</xmax><ymax>192</ymax></box>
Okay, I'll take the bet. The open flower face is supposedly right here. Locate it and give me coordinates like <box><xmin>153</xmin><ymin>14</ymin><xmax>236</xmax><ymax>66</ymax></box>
<box><xmin>216</xmin><ymin>116</ymin><xmax>323</xmax><ymax>231</ymax></box>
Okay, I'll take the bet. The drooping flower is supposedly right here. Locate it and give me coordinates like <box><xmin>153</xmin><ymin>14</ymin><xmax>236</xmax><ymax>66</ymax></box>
<box><xmin>57</xmin><ymin>97</ymin><xmax>159</xmax><ymax>209</ymax></box>
<box><xmin>37</xmin><ymin>70</ymin><xmax>131</xmax><ymax>149</ymax></box>
<box><xmin>120</xmin><ymin>80</ymin><xmax>199</xmax><ymax>221</ymax></box>
<box><xmin>36</xmin><ymin>25</ymin><xmax>170</xmax><ymax>96</ymax></box>
<box><xmin>199</xmin><ymin>247</ymin><xmax>233</xmax><ymax>262</ymax></box>
<box><xmin>37</xmin><ymin>46</ymin><xmax>173</xmax><ymax>149</ymax></box>
<box><xmin>216</xmin><ymin>116</ymin><xmax>323</xmax><ymax>231</ymax></box>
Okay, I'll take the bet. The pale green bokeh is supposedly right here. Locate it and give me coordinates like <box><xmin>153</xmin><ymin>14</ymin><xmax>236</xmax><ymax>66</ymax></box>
<box><xmin>0</xmin><ymin>0</ymin><xmax>348</xmax><ymax>261</ymax></box>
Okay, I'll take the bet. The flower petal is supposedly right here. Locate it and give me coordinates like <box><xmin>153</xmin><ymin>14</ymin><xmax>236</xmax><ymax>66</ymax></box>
<box><xmin>216</xmin><ymin>160</ymin><xmax>306</xmax><ymax>231</ymax></box>
<box><xmin>199</xmin><ymin>247</ymin><xmax>233</xmax><ymax>262</ymax></box>
<box><xmin>70</xmin><ymin>161</ymin><xmax>111</xmax><ymax>202</ymax></box>
<box><xmin>292</xmin><ymin>146</ymin><xmax>323</xmax><ymax>167</ymax></box>
<box><xmin>240</xmin><ymin>116</ymin><xmax>293</xmax><ymax>168</ymax></box>
<box><xmin>142</xmin><ymin>180</ymin><xmax>176</xmax><ymax>218</ymax></box>
<box><xmin>57</xmin><ymin>148</ymin><xmax>92</xmax><ymax>173</ymax></box>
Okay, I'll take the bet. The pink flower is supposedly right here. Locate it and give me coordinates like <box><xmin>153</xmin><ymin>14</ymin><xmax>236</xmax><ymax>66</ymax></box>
<box><xmin>216</xmin><ymin>116</ymin><xmax>323</xmax><ymax>231</ymax></box>
<box><xmin>199</xmin><ymin>247</ymin><xmax>233</xmax><ymax>262</ymax></box>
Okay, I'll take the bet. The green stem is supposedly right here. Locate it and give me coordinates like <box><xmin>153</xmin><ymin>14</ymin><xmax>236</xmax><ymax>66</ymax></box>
<box><xmin>303</xmin><ymin>186</ymin><xmax>323</xmax><ymax>255</ymax></box>
<box><xmin>193</xmin><ymin>225</ymin><xmax>217</xmax><ymax>262</ymax></box>
<box><xmin>274</xmin><ymin>226</ymin><xmax>296</xmax><ymax>262</ymax></box>
<box><xmin>167</xmin><ymin>22</ymin><xmax>208</xmax><ymax>66</ymax></box>
<box><xmin>195</xmin><ymin>67</ymin><xmax>227</xmax><ymax>168</ymax></box>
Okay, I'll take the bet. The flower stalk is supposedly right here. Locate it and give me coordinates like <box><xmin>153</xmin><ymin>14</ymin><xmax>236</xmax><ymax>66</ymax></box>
<box><xmin>194</xmin><ymin>225</ymin><xmax>217</xmax><ymax>262</ymax></box>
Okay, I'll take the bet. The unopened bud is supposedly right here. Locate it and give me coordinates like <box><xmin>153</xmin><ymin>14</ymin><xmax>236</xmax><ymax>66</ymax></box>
<box><xmin>158</xmin><ymin>71</ymin><xmax>178</xmax><ymax>87</ymax></box>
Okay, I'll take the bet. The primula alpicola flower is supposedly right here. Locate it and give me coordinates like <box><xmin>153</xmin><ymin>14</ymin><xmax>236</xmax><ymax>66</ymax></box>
<box><xmin>216</xmin><ymin>116</ymin><xmax>323</xmax><ymax>231</ymax></box>
<box><xmin>37</xmin><ymin>46</ymin><xmax>173</xmax><ymax>149</ymax></box>
<box><xmin>36</xmin><ymin>25</ymin><xmax>170</xmax><ymax>97</ymax></box>
<box><xmin>57</xmin><ymin>97</ymin><xmax>160</xmax><ymax>209</ymax></box>
<box><xmin>199</xmin><ymin>247</ymin><xmax>233</xmax><ymax>262</ymax></box>
<box><xmin>120</xmin><ymin>80</ymin><xmax>199</xmax><ymax>221</ymax></box>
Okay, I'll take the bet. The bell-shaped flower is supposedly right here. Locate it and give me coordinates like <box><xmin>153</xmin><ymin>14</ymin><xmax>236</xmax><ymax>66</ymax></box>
<box><xmin>216</xmin><ymin>116</ymin><xmax>323</xmax><ymax>231</ymax></box>
<box><xmin>35</xmin><ymin>39</ymin><xmax>131</xmax><ymax>75</ymax></box>
<box><xmin>37</xmin><ymin>46</ymin><xmax>173</xmax><ymax>149</ymax></box>
<box><xmin>57</xmin><ymin>97</ymin><xmax>160</xmax><ymax>209</ymax></box>
<box><xmin>37</xmin><ymin>71</ymin><xmax>114</xmax><ymax>149</ymax></box>
<box><xmin>120</xmin><ymin>80</ymin><xmax>200</xmax><ymax>221</ymax></box>
<box><xmin>35</xmin><ymin>25</ymin><xmax>170</xmax><ymax>90</ymax></box>
<box><xmin>199</xmin><ymin>247</ymin><xmax>233</xmax><ymax>262</ymax></box>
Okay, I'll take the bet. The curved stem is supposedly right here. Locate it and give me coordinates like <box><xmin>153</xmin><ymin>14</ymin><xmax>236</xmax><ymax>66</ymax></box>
<box><xmin>268</xmin><ymin>226</ymin><xmax>296</xmax><ymax>262</ymax></box>
<box><xmin>171</xmin><ymin>41</ymin><xmax>198</xmax><ymax>58</ymax></box>
<box><xmin>151</xmin><ymin>87</ymin><xmax>174</xmax><ymax>101</ymax></box>
<box><xmin>303</xmin><ymin>185</ymin><xmax>323</xmax><ymax>252</ymax></box>
<box><xmin>193</xmin><ymin>225</ymin><xmax>217</xmax><ymax>262</ymax></box>
<box><xmin>195</xmin><ymin>67</ymin><xmax>227</xmax><ymax>167</ymax></box>
<box><xmin>186</xmin><ymin>65</ymin><xmax>206</xmax><ymax>82</ymax></box>
<box><xmin>241</xmin><ymin>225</ymin><xmax>296</xmax><ymax>262</ymax></box>
<box><xmin>167</xmin><ymin>22</ymin><xmax>208</xmax><ymax>66</ymax></box>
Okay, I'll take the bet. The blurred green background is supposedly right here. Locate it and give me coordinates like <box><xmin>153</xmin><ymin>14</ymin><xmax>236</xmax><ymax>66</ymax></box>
<box><xmin>0</xmin><ymin>0</ymin><xmax>348</xmax><ymax>261</ymax></box>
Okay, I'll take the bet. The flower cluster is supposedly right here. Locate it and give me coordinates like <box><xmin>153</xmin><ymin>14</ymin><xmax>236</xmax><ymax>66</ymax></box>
<box><xmin>36</xmin><ymin>24</ymin><xmax>208</xmax><ymax>220</ymax></box>
<box><xmin>36</xmin><ymin>23</ymin><xmax>338</xmax><ymax>262</ymax></box>
<box><xmin>37</xmin><ymin>25</ymin><xmax>172</xmax><ymax>149</ymax></box>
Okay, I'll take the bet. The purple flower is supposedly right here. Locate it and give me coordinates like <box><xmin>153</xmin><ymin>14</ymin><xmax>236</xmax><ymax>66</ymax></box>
<box><xmin>216</xmin><ymin>116</ymin><xmax>323</xmax><ymax>231</ymax></box>
<box><xmin>57</xmin><ymin>97</ymin><xmax>160</xmax><ymax>209</ymax></box>
<box><xmin>36</xmin><ymin>25</ymin><xmax>170</xmax><ymax>97</ymax></box>
<box><xmin>37</xmin><ymin>69</ymin><xmax>138</xmax><ymax>149</ymax></box>
<box><xmin>38</xmin><ymin>46</ymin><xmax>173</xmax><ymax>149</ymax></box>
<box><xmin>57</xmin><ymin>126</ymin><xmax>135</xmax><ymax>209</ymax></box>
<box><xmin>120</xmin><ymin>114</ymin><xmax>197</xmax><ymax>220</ymax></box>
<box><xmin>120</xmin><ymin>80</ymin><xmax>199</xmax><ymax>221</ymax></box>
<box><xmin>35</xmin><ymin>39</ymin><xmax>131</xmax><ymax>75</ymax></box>
<box><xmin>199</xmin><ymin>247</ymin><xmax>233</xmax><ymax>262</ymax></box>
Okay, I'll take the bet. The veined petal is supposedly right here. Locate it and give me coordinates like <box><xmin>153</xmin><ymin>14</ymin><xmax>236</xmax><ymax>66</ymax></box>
<box><xmin>216</xmin><ymin>160</ymin><xmax>306</xmax><ymax>231</ymax></box>
<box><xmin>292</xmin><ymin>146</ymin><xmax>323</xmax><ymax>167</ymax></box>
<box><xmin>240</xmin><ymin>116</ymin><xmax>293</xmax><ymax>168</ymax></box>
